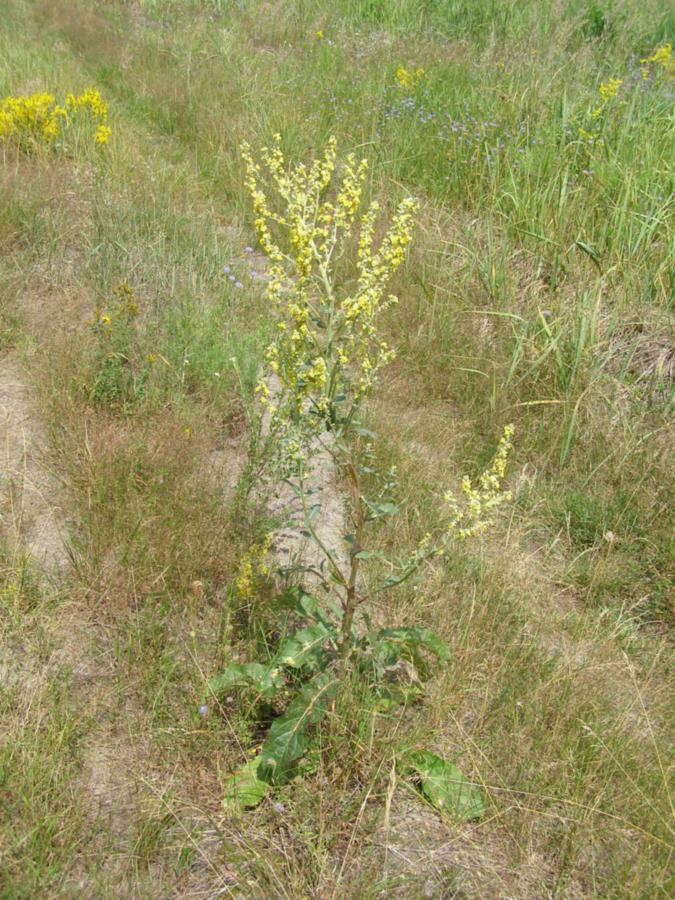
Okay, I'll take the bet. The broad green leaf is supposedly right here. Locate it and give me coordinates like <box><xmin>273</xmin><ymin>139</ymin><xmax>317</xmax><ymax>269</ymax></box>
<box><xmin>222</xmin><ymin>758</ymin><xmax>269</xmax><ymax>812</ymax></box>
<box><xmin>366</xmin><ymin>501</ymin><xmax>399</xmax><ymax>519</ymax></box>
<box><xmin>276</xmin><ymin>622</ymin><xmax>336</xmax><ymax>670</ymax></box>
<box><xmin>258</xmin><ymin>672</ymin><xmax>338</xmax><ymax>784</ymax></box>
<box><xmin>407</xmin><ymin>751</ymin><xmax>484</xmax><ymax>821</ymax></box>
<box><xmin>208</xmin><ymin>662</ymin><xmax>284</xmax><ymax>699</ymax></box>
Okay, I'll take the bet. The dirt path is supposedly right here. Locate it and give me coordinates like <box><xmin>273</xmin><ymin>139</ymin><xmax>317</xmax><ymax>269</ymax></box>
<box><xmin>0</xmin><ymin>355</ymin><xmax>70</xmax><ymax>575</ymax></box>
<box><xmin>1</xmin><ymin>346</ymin><xmax>182</xmax><ymax>897</ymax></box>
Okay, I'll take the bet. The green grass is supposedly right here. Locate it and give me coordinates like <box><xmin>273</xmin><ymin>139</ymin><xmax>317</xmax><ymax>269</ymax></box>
<box><xmin>0</xmin><ymin>0</ymin><xmax>673</xmax><ymax>896</ymax></box>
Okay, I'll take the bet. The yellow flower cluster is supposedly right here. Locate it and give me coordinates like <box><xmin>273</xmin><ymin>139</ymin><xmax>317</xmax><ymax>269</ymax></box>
<box><xmin>66</xmin><ymin>88</ymin><xmax>111</xmax><ymax>143</ymax></box>
<box><xmin>241</xmin><ymin>135</ymin><xmax>418</xmax><ymax>461</ymax></box>
<box><xmin>0</xmin><ymin>92</ymin><xmax>66</xmax><ymax>143</ymax></box>
<box><xmin>235</xmin><ymin>535</ymin><xmax>272</xmax><ymax>601</ymax></box>
<box><xmin>640</xmin><ymin>43</ymin><xmax>674</xmax><ymax>80</ymax></box>
<box><xmin>442</xmin><ymin>424</ymin><xmax>515</xmax><ymax>541</ymax></box>
<box><xmin>0</xmin><ymin>87</ymin><xmax>111</xmax><ymax>147</ymax></box>
<box><xmin>395</xmin><ymin>66</ymin><xmax>426</xmax><ymax>89</ymax></box>
<box><xmin>591</xmin><ymin>77</ymin><xmax>622</xmax><ymax>118</ymax></box>
<box><xmin>598</xmin><ymin>77</ymin><xmax>622</xmax><ymax>102</ymax></box>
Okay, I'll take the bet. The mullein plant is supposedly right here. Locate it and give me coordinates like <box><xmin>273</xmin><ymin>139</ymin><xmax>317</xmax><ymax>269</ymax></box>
<box><xmin>211</xmin><ymin>137</ymin><xmax>513</xmax><ymax>812</ymax></box>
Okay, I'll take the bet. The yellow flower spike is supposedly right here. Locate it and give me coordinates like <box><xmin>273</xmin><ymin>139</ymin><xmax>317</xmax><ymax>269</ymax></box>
<box><xmin>235</xmin><ymin>535</ymin><xmax>272</xmax><ymax>601</ymax></box>
<box><xmin>240</xmin><ymin>135</ymin><xmax>419</xmax><ymax>465</ymax></box>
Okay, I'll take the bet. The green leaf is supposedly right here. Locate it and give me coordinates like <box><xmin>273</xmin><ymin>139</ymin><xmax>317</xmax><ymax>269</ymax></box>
<box><xmin>406</xmin><ymin>751</ymin><xmax>484</xmax><ymax>821</ymax></box>
<box><xmin>208</xmin><ymin>662</ymin><xmax>284</xmax><ymax>699</ymax></box>
<box><xmin>276</xmin><ymin>622</ymin><xmax>336</xmax><ymax>670</ymax></box>
<box><xmin>375</xmin><ymin>627</ymin><xmax>450</xmax><ymax>669</ymax></box>
<box><xmin>353</xmin><ymin>549</ymin><xmax>385</xmax><ymax>561</ymax></box>
<box><xmin>366</xmin><ymin>500</ymin><xmax>399</xmax><ymax>519</ymax></box>
<box><xmin>222</xmin><ymin>758</ymin><xmax>269</xmax><ymax>812</ymax></box>
<box><xmin>258</xmin><ymin>672</ymin><xmax>338</xmax><ymax>784</ymax></box>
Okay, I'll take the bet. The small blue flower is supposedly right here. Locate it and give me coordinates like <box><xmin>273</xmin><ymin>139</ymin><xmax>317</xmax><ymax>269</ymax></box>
<box><xmin>235</xmin><ymin>281</ymin><xmax>243</xmax><ymax>288</ymax></box>
<box><xmin>223</xmin><ymin>265</ymin><xmax>231</xmax><ymax>273</ymax></box>
<box><xmin>245</xmin><ymin>246</ymin><xmax>253</xmax><ymax>253</ymax></box>
<box><xmin>199</xmin><ymin>704</ymin><xmax>209</xmax><ymax>717</ymax></box>
<box><xmin>229</xmin><ymin>274</ymin><xmax>236</xmax><ymax>282</ymax></box>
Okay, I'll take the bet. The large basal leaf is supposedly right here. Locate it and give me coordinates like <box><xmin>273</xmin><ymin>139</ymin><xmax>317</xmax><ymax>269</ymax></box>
<box><xmin>407</xmin><ymin>751</ymin><xmax>484</xmax><ymax>821</ymax></box>
<box><xmin>276</xmin><ymin>622</ymin><xmax>336</xmax><ymax>671</ymax></box>
<box><xmin>208</xmin><ymin>662</ymin><xmax>284</xmax><ymax>699</ymax></box>
<box><xmin>222</xmin><ymin>758</ymin><xmax>269</xmax><ymax>812</ymax></box>
<box><xmin>257</xmin><ymin>672</ymin><xmax>338</xmax><ymax>784</ymax></box>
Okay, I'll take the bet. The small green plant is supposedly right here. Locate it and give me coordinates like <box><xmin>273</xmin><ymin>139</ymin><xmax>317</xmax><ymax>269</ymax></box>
<box><xmin>210</xmin><ymin>137</ymin><xmax>514</xmax><ymax>816</ymax></box>
<box><xmin>90</xmin><ymin>281</ymin><xmax>149</xmax><ymax>410</ymax></box>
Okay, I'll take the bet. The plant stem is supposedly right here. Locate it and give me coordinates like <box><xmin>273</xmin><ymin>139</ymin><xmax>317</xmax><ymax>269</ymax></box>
<box><xmin>337</xmin><ymin>457</ymin><xmax>364</xmax><ymax>669</ymax></box>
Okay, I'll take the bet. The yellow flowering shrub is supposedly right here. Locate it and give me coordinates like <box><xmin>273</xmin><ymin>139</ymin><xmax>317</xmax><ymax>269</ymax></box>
<box><xmin>0</xmin><ymin>88</ymin><xmax>111</xmax><ymax>148</ymax></box>
<box><xmin>241</xmin><ymin>135</ymin><xmax>418</xmax><ymax>462</ymax></box>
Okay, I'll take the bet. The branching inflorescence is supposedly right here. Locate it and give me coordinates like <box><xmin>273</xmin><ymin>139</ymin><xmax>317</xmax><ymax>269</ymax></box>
<box><xmin>241</xmin><ymin>134</ymin><xmax>417</xmax><ymax>464</ymax></box>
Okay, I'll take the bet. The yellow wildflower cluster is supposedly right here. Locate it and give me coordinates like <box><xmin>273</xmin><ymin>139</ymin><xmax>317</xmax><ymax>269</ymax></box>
<box><xmin>235</xmin><ymin>535</ymin><xmax>272</xmax><ymax>601</ymax></box>
<box><xmin>591</xmin><ymin>77</ymin><xmax>622</xmax><ymax>118</ymax></box>
<box><xmin>0</xmin><ymin>88</ymin><xmax>111</xmax><ymax>147</ymax></box>
<box><xmin>0</xmin><ymin>92</ymin><xmax>66</xmax><ymax>143</ymax></box>
<box><xmin>65</xmin><ymin>88</ymin><xmax>112</xmax><ymax>144</ymax></box>
<box><xmin>598</xmin><ymin>77</ymin><xmax>622</xmax><ymax>102</ymax></box>
<box><xmin>640</xmin><ymin>43</ymin><xmax>674</xmax><ymax>79</ymax></box>
<box><xmin>241</xmin><ymin>135</ymin><xmax>418</xmax><ymax>459</ymax></box>
<box><xmin>395</xmin><ymin>66</ymin><xmax>426</xmax><ymax>90</ymax></box>
<box><xmin>442</xmin><ymin>424</ymin><xmax>515</xmax><ymax>541</ymax></box>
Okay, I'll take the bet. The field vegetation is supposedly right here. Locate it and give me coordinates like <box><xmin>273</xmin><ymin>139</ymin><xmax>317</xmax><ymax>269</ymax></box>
<box><xmin>0</xmin><ymin>0</ymin><xmax>673</xmax><ymax>896</ymax></box>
